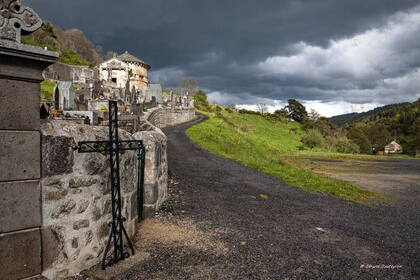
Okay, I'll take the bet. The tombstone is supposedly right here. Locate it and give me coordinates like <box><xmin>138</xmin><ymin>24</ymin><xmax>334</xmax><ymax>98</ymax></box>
<box><xmin>57</xmin><ymin>81</ymin><xmax>76</xmax><ymax>110</ymax></box>
<box><xmin>0</xmin><ymin>1</ymin><xmax>58</xmax><ymax>279</ymax></box>
<box><xmin>145</xmin><ymin>84</ymin><xmax>163</xmax><ymax>104</ymax></box>
<box><xmin>54</xmin><ymin>86</ymin><xmax>60</xmax><ymax>109</ymax></box>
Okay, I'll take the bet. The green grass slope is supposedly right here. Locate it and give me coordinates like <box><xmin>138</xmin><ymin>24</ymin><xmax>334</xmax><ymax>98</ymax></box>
<box><xmin>187</xmin><ymin>110</ymin><xmax>380</xmax><ymax>203</ymax></box>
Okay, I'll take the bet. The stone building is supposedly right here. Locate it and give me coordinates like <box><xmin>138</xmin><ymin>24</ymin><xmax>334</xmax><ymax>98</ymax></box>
<box><xmin>99</xmin><ymin>51</ymin><xmax>151</xmax><ymax>101</ymax></box>
<box><xmin>44</xmin><ymin>62</ymin><xmax>97</xmax><ymax>87</ymax></box>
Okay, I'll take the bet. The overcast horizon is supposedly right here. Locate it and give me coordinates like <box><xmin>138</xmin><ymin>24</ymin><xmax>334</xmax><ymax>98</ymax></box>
<box><xmin>27</xmin><ymin>0</ymin><xmax>420</xmax><ymax>117</ymax></box>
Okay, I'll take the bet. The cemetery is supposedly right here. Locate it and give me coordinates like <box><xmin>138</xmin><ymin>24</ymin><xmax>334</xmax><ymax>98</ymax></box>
<box><xmin>1</xmin><ymin>1</ymin><xmax>419</xmax><ymax>279</ymax></box>
<box><xmin>0</xmin><ymin>1</ymin><xmax>195</xmax><ymax>279</ymax></box>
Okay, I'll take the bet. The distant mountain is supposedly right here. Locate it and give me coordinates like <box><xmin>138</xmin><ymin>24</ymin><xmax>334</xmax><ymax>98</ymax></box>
<box><xmin>22</xmin><ymin>21</ymin><xmax>103</xmax><ymax>66</ymax></box>
<box><xmin>329</xmin><ymin>102</ymin><xmax>410</xmax><ymax>127</ymax></box>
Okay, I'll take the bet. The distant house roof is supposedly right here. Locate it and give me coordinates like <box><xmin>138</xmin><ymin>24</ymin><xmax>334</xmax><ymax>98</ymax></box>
<box><xmin>117</xmin><ymin>51</ymin><xmax>151</xmax><ymax>69</ymax></box>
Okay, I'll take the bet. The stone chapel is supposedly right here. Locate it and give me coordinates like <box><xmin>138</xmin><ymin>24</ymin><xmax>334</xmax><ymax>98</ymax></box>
<box><xmin>99</xmin><ymin>51</ymin><xmax>151</xmax><ymax>103</ymax></box>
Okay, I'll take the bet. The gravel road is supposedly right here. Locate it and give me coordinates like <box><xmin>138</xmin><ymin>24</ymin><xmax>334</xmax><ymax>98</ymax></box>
<box><xmin>119</xmin><ymin>114</ymin><xmax>419</xmax><ymax>280</ymax></box>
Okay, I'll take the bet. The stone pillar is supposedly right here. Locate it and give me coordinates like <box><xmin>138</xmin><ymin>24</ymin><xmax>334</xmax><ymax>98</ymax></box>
<box><xmin>0</xmin><ymin>1</ymin><xmax>58</xmax><ymax>279</ymax></box>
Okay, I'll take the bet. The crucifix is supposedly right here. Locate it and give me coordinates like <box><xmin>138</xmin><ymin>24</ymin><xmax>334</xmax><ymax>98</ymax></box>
<box><xmin>73</xmin><ymin>100</ymin><xmax>146</xmax><ymax>269</ymax></box>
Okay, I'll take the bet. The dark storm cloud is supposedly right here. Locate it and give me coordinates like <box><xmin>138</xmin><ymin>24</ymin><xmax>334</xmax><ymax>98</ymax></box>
<box><xmin>27</xmin><ymin>0</ymin><xmax>420</xmax><ymax>112</ymax></box>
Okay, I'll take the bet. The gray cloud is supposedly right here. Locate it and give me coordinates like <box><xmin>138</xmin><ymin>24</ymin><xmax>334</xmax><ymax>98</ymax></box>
<box><xmin>27</xmin><ymin>0</ymin><xmax>420</xmax><ymax>113</ymax></box>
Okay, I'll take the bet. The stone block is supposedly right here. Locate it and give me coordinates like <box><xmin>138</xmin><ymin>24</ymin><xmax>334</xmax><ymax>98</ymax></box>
<box><xmin>144</xmin><ymin>183</ymin><xmax>158</xmax><ymax>204</ymax></box>
<box><xmin>50</xmin><ymin>200</ymin><xmax>76</xmax><ymax>219</ymax></box>
<box><xmin>130</xmin><ymin>191</ymin><xmax>138</xmax><ymax>220</ymax></box>
<box><xmin>41</xmin><ymin>226</ymin><xmax>65</xmax><ymax>270</ymax></box>
<box><xmin>0</xmin><ymin>180</ymin><xmax>41</xmax><ymax>233</ymax></box>
<box><xmin>0</xmin><ymin>79</ymin><xmax>41</xmax><ymax>130</ymax></box>
<box><xmin>0</xmin><ymin>131</ymin><xmax>40</xmax><ymax>181</ymax></box>
<box><xmin>0</xmin><ymin>229</ymin><xmax>41</xmax><ymax>280</ymax></box>
<box><xmin>73</xmin><ymin>220</ymin><xmax>89</xmax><ymax>230</ymax></box>
<box><xmin>23</xmin><ymin>275</ymin><xmax>48</xmax><ymax>280</ymax></box>
<box><xmin>42</xmin><ymin>136</ymin><xmax>74</xmax><ymax>177</ymax></box>
<box><xmin>142</xmin><ymin>205</ymin><xmax>155</xmax><ymax>219</ymax></box>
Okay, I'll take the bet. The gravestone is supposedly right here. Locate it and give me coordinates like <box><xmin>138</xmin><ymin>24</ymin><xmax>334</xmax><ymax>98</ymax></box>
<box><xmin>0</xmin><ymin>1</ymin><xmax>58</xmax><ymax>279</ymax></box>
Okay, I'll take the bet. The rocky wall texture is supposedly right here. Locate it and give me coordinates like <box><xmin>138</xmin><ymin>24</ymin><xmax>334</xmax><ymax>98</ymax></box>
<box><xmin>40</xmin><ymin>121</ymin><xmax>139</xmax><ymax>279</ymax></box>
<box><xmin>146</xmin><ymin>107</ymin><xmax>196</xmax><ymax>128</ymax></box>
<box><xmin>133</xmin><ymin>121</ymin><xmax>168</xmax><ymax>217</ymax></box>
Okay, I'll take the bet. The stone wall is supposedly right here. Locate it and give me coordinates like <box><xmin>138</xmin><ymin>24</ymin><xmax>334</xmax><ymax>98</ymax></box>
<box><xmin>146</xmin><ymin>107</ymin><xmax>196</xmax><ymax>128</ymax></box>
<box><xmin>40</xmin><ymin>121</ymin><xmax>139</xmax><ymax>279</ymax></box>
<box><xmin>39</xmin><ymin>119</ymin><xmax>168</xmax><ymax>279</ymax></box>
<box><xmin>133</xmin><ymin>122</ymin><xmax>168</xmax><ymax>217</ymax></box>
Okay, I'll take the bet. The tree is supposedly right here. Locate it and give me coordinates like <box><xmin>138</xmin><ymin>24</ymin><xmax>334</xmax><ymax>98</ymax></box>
<box><xmin>308</xmin><ymin>109</ymin><xmax>321</xmax><ymax>121</ymax></box>
<box><xmin>180</xmin><ymin>77</ymin><xmax>197</xmax><ymax>94</ymax></box>
<box><xmin>346</xmin><ymin>126</ymin><xmax>371</xmax><ymax>153</ymax></box>
<box><xmin>274</xmin><ymin>108</ymin><xmax>289</xmax><ymax>119</ymax></box>
<box><xmin>105</xmin><ymin>51</ymin><xmax>118</xmax><ymax>60</ymax></box>
<box><xmin>256</xmin><ymin>103</ymin><xmax>267</xmax><ymax>114</ymax></box>
<box><xmin>286</xmin><ymin>99</ymin><xmax>308</xmax><ymax>123</ymax></box>
<box><xmin>364</xmin><ymin>124</ymin><xmax>392</xmax><ymax>150</ymax></box>
<box><xmin>193</xmin><ymin>90</ymin><xmax>208</xmax><ymax>109</ymax></box>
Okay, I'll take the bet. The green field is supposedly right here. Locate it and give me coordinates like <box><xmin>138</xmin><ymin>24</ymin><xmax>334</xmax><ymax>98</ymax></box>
<box><xmin>187</xmin><ymin>110</ymin><xmax>382</xmax><ymax>203</ymax></box>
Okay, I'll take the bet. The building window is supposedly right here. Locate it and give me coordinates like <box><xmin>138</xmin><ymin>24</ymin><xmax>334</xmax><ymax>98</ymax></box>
<box><xmin>112</xmin><ymin>78</ymin><xmax>117</xmax><ymax>83</ymax></box>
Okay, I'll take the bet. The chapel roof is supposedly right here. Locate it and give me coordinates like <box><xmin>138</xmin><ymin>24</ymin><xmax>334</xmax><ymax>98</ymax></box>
<box><xmin>116</xmin><ymin>51</ymin><xmax>151</xmax><ymax>69</ymax></box>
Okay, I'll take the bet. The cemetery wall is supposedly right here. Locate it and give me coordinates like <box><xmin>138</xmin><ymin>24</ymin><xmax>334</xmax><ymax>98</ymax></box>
<box><xmin>133</xmin><ymin>122</ymin><xmax>168</xmax><ymax>217</ymax></box>
<box><xmin>146</xmin><ymin>107</ymin><xmax>196</xmax><ymax>128</ymax></box>
<box><xmin>40</xmin><ymin>120</ymin><xmax>168</xmax><ymax>279</ymax></box>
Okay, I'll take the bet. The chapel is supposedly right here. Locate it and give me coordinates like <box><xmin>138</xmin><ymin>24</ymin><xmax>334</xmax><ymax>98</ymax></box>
<box><xmin>99</xmin><ymin>51</ymin><xmax>151</xmax><ymax>102</ymax></box>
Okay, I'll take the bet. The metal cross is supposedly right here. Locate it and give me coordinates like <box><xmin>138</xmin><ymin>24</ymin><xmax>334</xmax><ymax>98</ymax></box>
<box><xmin>73</xmin><ymin>100</ymin><xmax>145</xmax><ymax>269</ymax></box>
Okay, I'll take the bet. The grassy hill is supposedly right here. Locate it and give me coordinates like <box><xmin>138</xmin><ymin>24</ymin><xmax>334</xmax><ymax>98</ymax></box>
<box><xmin>187</xmin><ymin>107</ymin><xmax>380</xmax><ymax>203</ymax></box>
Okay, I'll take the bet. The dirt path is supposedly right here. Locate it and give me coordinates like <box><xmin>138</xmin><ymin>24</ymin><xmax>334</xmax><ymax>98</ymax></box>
<box><xmin>119</xmin><ymin>115</ymin><xmax>419</xmax><ymax>280</ymax></box>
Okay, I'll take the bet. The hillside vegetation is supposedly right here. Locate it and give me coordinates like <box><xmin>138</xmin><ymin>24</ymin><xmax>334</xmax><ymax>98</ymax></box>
<box><xmin>22</xmin><ymin>22</ymin><xmax>101</xmax><ymax>66</ymax></box>
<box><xmin>334</xmin><ymin>99</ymin><xmax>420</xmax><ymax>155</ymax></box>
<box><xmin>330</xmin><ymin>102</ymin><xmax>410</xmax><ymax>127</ymax></box>
<box><xmin>187</xmin><ymin>95</ymin><xmax>380</xmax><ymax>203</ymax></box>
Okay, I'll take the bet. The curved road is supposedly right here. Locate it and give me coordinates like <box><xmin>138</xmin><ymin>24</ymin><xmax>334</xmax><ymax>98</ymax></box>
<box><xmin>124</xmin><ymin>114</ymin><xmax>419</xmax><ymax>280</ymax></box>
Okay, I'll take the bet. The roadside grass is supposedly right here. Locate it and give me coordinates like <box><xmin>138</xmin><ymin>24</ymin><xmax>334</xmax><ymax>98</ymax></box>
<box><xmin>187</xmin><ymin>110</ymin><xmax>382</xmax><ymax>204</ymax></box>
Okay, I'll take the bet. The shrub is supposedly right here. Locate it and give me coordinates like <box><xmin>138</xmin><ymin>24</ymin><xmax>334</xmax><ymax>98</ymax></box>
<box><xmin>238</xmin><ymin>109</ymin><xmax>261</xmax><ymax>115</ymax></box>
<box><xmin>58</xmin><ymin>49</ymin><xmax>93</xmax><ymax>67</ymax></box>
<box><xmin>214</xmin><ymin>105</ymin><xmax>223</xmax><ymax>112</ymax></box>
<box><xmin>334</xmin><ymin>137</ymin><xmax>360</xmax><ymax>154</ymax></box>
<box><xmin>301</xmin><ymin>129</ymin><xmax>325</xmax><ymax>149</ymax></box>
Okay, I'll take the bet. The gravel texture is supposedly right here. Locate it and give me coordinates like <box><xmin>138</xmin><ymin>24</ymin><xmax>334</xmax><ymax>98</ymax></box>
<box><xmin>104</xmin><ymin>115</ymin><xmax>419</xmax><ymax>280</ymax></box>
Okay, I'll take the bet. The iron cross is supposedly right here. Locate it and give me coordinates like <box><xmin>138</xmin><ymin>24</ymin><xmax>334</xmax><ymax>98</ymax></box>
<box><xmin>73</xmin><ymin>100</ymin><xmax>145</xmax><ymax>269</ymax></box>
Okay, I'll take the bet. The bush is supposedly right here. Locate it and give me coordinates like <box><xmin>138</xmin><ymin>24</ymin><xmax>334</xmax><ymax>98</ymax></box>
<box><xmin>238</xmin><ymin>109</ymin><xmax>261</xmax><ymax>115</ymax></box>
<box><xmin>58</xmin><ymin>49</ymin><xmax>93</xmax><ymax>67</ymax></box>
<box><xmin>214</xmin><ymin>105</ymin><xmax>223</xmax><ymax>112</ymax></box>
<box><xmin>225</xmin><ymin>108</ymin><xmax>234</xmax><ymax>113</ymax></box>
<box><xmin>301</xmin><ymin>129</ymin><xmax>325</xmax><ymax>149</ymax></box>
<box><xmin>334</xmin><ymin>137</ymin><xmax>360</xmax><ymax>154</ymax></box>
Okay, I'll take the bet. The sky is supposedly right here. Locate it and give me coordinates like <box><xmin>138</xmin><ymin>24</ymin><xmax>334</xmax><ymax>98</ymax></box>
<box><xmin>26</xmin><ymin>0</ymin><xmax>420</xmax><ymax>117</ymax></box>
